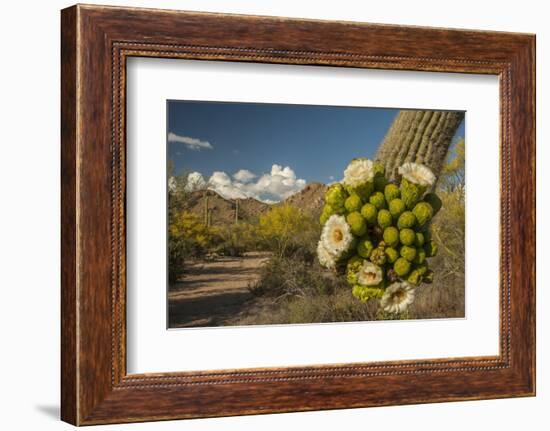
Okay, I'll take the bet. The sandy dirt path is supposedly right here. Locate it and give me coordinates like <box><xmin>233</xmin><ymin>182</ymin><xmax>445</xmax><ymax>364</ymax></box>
<box><xmin>168</xmin><ymin>251</ymin><xmax>271</xmax><ymax>328</ymax></box>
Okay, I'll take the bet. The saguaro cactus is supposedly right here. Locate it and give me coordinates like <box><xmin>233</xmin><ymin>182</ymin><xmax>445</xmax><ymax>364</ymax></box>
<box><xmin>376</xmin><ymin>110</ymin><xmax>464</xmax><ymax>181</ymax></box>
<box><xmin>203</xmin><ymin>192</ymin><xmax>210</xmax><ymax>226</ymax></box>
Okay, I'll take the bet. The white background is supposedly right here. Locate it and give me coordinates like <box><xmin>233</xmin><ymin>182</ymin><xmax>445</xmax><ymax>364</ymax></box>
<box><xmin>0</xmin><ymin>0</ymin><xmax>547</xmax><ymax>430</ymax></box>
<box><xmin>127</xmin><ymin>59</ymin><xmax>500</xmax><ymax>373</ymax></box>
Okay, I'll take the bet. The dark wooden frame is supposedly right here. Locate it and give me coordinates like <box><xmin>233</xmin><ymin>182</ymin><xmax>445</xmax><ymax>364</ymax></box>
<box><xmin>61</xmin><ymin>4</ymin><xmax>536</xmax><ymax>426</ymax></box>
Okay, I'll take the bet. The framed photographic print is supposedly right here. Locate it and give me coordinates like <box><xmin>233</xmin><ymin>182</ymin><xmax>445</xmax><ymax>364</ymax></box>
<box><xmin>61</xmin><ymin>4</ymin><xmax>535</xmax><ymax>425</ymax></box>
<box><xmin>164</xmin><ymin>101</ymin><xmax>465</xmax><ymax>329</ymax></box>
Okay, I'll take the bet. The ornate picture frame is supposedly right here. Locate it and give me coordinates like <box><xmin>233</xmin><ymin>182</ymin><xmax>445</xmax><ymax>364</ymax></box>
<box><xmin>61</xmin><ymin>4</ymin><xmax>535</xmax><ymax>425</ymax></box>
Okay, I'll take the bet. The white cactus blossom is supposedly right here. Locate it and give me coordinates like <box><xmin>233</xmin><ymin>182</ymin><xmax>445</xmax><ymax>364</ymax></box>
<box><xmin>398</xmin><ymin>162</ymin><xmax>436</xmax><ymax>187</ymax></box>
<box><xmin>380</xmin><ymin>282</ymin><xmax>416</xmax><ymax>313</ymax></box>
<box><xmin>316</xmin><ymin>240</ymin><xmax>336</xmax><ymax>269</ymax></box>
<box><xmin>343</xmin><ymin>158</ymin><xmax>375</xmax><ymax>188</ymax></box>
<box><xmin>357</xmin><ymin>261</ymin><xmax>383</xmax><ymax>286</ymax></box>
<box><xmin>321</xmin><ymin>215</ymin><xmax>353</xmax><ymax>258</ymax></box>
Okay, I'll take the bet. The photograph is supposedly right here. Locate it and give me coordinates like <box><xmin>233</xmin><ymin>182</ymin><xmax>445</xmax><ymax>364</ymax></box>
<box><xmin>167</xmin><ymin>101</ymin><xmax>466</xmax><ymax>328</ymax></box>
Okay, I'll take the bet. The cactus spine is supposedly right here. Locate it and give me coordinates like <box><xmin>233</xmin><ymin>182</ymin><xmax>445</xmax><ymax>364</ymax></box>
<box><xmin>376</xmin><ymin>110</ymin><xmax>464</xmax><ymax>181</ymax></box>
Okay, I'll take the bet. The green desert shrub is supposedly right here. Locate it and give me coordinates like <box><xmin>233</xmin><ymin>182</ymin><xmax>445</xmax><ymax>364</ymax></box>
<box><xmin>249</xmin><ymin>254</ymin><xmax>346</xmax><ymax>299</ymax></box>
<box><xmin>429</xmin><ymin>189</ymin><xmax>465</xmax><ymax>279</ymax></box>
<box><xmin>214</xmin><ymin>222</ymin><xmax>259</xmax><ymax>257</ymax></box>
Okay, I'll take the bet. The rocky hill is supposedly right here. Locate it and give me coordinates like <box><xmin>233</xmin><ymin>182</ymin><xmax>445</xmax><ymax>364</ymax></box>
<box><xmin>182</xmin><ymin>182</ymin><xmax>328</xmax><ymax>226</ymax></box>
<box><xmin>282</xmin><ymin>182</ymin><xmax>327</xmax><ymax>217</ymax></box>
<box><xmin>182</xmin><ymin>190</ymin><xmax>268</xmax><ymax>226</ymax></box>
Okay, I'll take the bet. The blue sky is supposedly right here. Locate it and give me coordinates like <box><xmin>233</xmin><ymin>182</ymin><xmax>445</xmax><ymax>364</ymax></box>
<box><xmin>167</xmin><ymin>100</ymin><xmax>465</xmax><ymax>202</ymax></box>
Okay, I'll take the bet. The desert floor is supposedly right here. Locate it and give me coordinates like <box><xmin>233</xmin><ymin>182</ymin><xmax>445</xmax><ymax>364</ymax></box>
<box><xmin>168</xmin><ymin>251</ymin><xmax>270</xmax><ymax>328</ymax></box>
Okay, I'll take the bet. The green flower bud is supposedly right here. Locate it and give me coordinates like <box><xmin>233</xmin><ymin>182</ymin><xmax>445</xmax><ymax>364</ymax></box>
<box><xmin>400</xmin><ymin>178</ymin><xmax>425</xmax><ymax>209</ymax></box>
<box><xmin>377</xmin><ymin>209</ymin><xmax>393</xmax><ymax>229</ymax></box>
<box><xmin>346</xmin><ymin>257</ymin><xmax>363</xmax><ymax>285</ymax></box>
<box><xmin>414</xmin><ymin>263</ymin><xmax>428</xmax><ymax>275</ymax></box>
<box><xmin>407</xmin><ymin>269</ymin><xmax>423</xmax><ymax>285</ymax></box>
<box><xmin>423</xmin><ymin>192</ymin><xmax>442</xmax><ymax>215</ymax></box>
<box><xmin>352</xmin><ymin>284</ymin><xmax>385</xmax><ymax>302</ymax></box>
<box><xmin>370</xmin><ymin>247</ymin><xmax>387</xmax><ymax>266</ymax></box>
<box><xmin>328</xmin><ymin>202</ymin><xmax>346</xmax><ymax>215</ymax></box>
<box><xmin>412</xmin><ymin>202</ymin><xmax>434</xmax><ymax>227</ymax></box>
<box><xmin>334</xmin><ymin>204</ymin><xmax>346</xmax><ymax>215</ymax></box>
<box><xmin>400</xmin><ymin>245</ymin><xmax>417</xmax><ymax>262</ymax></box>
<box><xmin>383</xmin><ymin>226</ymin><xmax>399</xmax><ymax>248</ymax></box>
<box><xmin>320</xmin><ymin>204</ymin><xmax>345</xmax><ymax>225</ymax></box>
<box><xmin>347</xmin><ymin>255</ymin><xmax>363</xmax><ymax>267</ymax></box>
<box><xmin>384</xmin><ymin>184</ymin><xmax>400</xmax><ymax>203</ymax></box>
<box><xmin>369</xmin><ymin>191</ymin><xmax>387</xmax><ymax>210</ymax></box>
<box><xmin>373</xmin><ymin>162</ymin><xmax>386</xmax><ymax>177</ymax></box>
<box><xmin>374</xmin><ymin>175</ymin><xmax>388</xmax><ymax>192</ymax></box>
<box><xmin>423</xmin><ymin>269</ymin><xmax>434</xmax><ymax>283</ymax></box>
<box><xmin>360</xmin><ymin>203</ymin><xmax>378</xmax><ymax>225</ymax></box>
<box><xmin>393</xmin><ymin>257</ymin><xmax>411</xmax><ymax>277</ymax></box>
<box><xmin>357</xmin><ymin>182</ymin><xmax>375</xmax><ymax>201</ymax></box>
<box><xmin>344</xmin><ymin>194</ymin><xmax>363</xmax><ymax>213</ymax></box>
<box><xmin>413</xmin><ymin>248</ymin><xmax>427</xmax><ymax>265</ymax></box>
<box><xmin>388</xmin><ymin>198</ymin><xmax>406</xmax><ymax>218</ymax></box>
<box><xmin>399</xmin><ymin>228</ymin><xmax>416</xmax><ymax>246</ymax></box>
<box><xmin>345</xmin><ymin>182</ymin><xmax>375</xmax><ymax>202</ymax></box>
<box><xmin>319</xmin><ymin>205</ymin><xmax>333</xmax><ymax>225</ymax></box>
<box><xmin>414</xmin><ymin>232</ymin><xmax>425</xmax><ymax>247</ymax></box>
<box><xmin>346</xmin><ymin>211</ymin><xmax>367</xmax><ymax>236</ymax></box>
<box><xmin>385</xmin><ymin>247</ymin><xmax>399</xmax><ymax>264</ymax></box>
<box><xmin>325</xmin><ymin>183</ymin><xmax>348</xmax><ymax>208</ymax></box>
<box><xmin>424</xmin><ymin>240</ymin><xmax>438</xmax><ymax>257</ymax></box>
<box><xmin>397</xmin><ymin>211</ymin><xmax>417</xmax><ymax>229</ymax></box>
<box><xmin>357</xmin><ymin>239</ymin><xmax>374</xmax><ymax>258</ymax></box>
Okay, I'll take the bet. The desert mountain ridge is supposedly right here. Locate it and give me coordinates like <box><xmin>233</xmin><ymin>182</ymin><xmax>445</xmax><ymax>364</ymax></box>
<box><xmin>181</xmin><ymin>182</ymin><xmax>328</xmax><ymax>226</ymax></box>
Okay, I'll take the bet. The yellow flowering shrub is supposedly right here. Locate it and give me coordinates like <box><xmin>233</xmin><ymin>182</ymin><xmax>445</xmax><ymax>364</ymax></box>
<box><xmin>257</xmin><ymin>204</ymin><xmax>318</xmax><ymax>258</ymax></box>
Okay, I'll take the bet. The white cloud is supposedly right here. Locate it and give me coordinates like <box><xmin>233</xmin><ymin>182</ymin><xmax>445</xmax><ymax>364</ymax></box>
<box><xmin>209</xmin><ymin>171</ymin><xmax>232</xmax><ymax>186</ymax></box>
<box><xmin>233</xmin><ymin>169</ymin><xmax>257</xmax><ymax>183</ymax></box>
<box><xmin>184</xmin><ymin>165</ymin><xmax>307</xmax><ymax>203</ymax></box>
<box><xmin>184</xmin><ymin>172</ymin><xmax>207</xmax><ymax>191</ymax></box>
<box><xmin>168</xmin><ymin>132</ymin><xmax>213</xmax><ymax>151</ymax></box>
<box><xmin>249</xmin><ymin>165</ymin><xmax>306</xmax><ymax>201</ymax></box>
<box><xmin>207</xmin><ymin>171</ymin><xmax>248</xmax><ymax>199</ymax></box>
